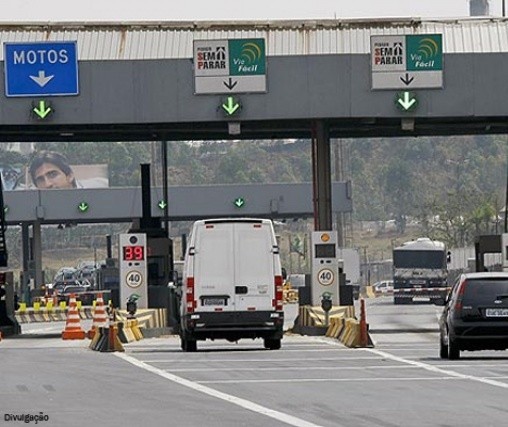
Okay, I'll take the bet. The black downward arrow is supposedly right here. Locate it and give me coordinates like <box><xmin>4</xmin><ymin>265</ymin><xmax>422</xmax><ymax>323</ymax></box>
<box><xmin>400</xmin><ymin>73</ymin><xmax>414</xmax><ymax>86</ymax></box>
<box><xmin>223</xmin><ymin>78</ymin><xmax>238</xmax><ymax>90</ymax></box>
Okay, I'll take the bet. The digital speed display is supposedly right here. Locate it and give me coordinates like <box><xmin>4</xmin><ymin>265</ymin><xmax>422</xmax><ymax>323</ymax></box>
<box><xmin>122</xmin><ymin>245</ymin><xmax>145</xmax><ymax>261</ymax></box>
<box><xmin>314</xmin><ymin>243</ymin><xmax>336</xmax><ymax>258</ymax></box>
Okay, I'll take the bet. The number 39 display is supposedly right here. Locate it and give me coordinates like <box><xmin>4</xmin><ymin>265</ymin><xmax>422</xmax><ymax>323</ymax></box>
<box><xmin>119</xmin><ymin>233</ymin><xmax>148</xmax><ymax>310</ymax></box>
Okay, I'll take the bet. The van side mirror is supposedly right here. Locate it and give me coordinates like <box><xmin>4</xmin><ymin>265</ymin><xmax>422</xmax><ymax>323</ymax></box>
<box><xmin>281</xmin><ymin>267</ymin><xmax>287</xmax><ymax>280</ymax></box>
<box><xmin>446</xmin><ymin>251</ymin><xmax>452</xmax><ymax>263</ymax></box>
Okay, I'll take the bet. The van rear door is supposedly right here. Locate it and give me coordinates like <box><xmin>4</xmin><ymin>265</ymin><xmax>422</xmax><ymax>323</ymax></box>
<box><xmin>233</xmin><ymin>222</ymin><xmax>275</xmax><ymax>312</ymax></box>
<box><xmin>193</xmin><ymin>223</ymin><xmax>236</xmax><ymax>312</ymax></box>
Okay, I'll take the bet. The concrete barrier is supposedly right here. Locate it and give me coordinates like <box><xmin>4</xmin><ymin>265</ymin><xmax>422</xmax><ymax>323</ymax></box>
<box><xmin>15</xmin><ymin>307</ymin><xmax>93</xmax><ymax>323</ymax></box>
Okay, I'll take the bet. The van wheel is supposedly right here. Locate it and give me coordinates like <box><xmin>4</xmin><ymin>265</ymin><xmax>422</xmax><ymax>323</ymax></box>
<box><xmin>264</xmin><ymin>338</ymin><xmax>281</xmax><ymax>350</ymax></box>
<box><xmin>181</xmin><ymin>337</ymin><xmax>197</xmax><ymax>352</ymax></box>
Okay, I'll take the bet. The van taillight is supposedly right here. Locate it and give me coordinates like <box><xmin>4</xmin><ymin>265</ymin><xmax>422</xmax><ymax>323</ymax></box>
<box><xmin>273</xmin><ymin>275</ymin><xmax>284</xmax><ymax>311</ymax></box>
<box><xmin>454</xmin><ymin>279</ymin><xmax>467</xmax><ymax>312</ymax></box>
<box><xmin>186</xmin><ymin>277</ymin><xmax>196</xmax><ymax>313</ymax></box>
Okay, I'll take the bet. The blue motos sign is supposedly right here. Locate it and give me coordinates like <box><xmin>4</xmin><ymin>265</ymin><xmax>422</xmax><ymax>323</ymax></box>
<box><xmin>4</xmin><ymin>41</ymin><xmax>79</xmax><ymax>97</ymax></box>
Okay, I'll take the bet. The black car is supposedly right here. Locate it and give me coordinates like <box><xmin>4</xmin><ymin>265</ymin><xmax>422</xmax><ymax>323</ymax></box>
<box><xmin>437</xmin><ymin>272</ymin><xmax>508</xmax><ymax>360</ymax></box>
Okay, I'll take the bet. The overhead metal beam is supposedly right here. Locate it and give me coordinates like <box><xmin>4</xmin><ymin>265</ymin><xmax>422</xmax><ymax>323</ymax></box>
<box><xmin>3</xmin><ymin>182</ymin><xmax>352</xmax><ymax>225</ymax></box>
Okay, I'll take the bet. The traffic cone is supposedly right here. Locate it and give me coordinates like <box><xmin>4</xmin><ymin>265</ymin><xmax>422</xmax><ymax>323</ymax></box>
<box><xmin>62</xmin><ymin>294</ymin><xmax>86</xmax><ymax>340</ymax></box>
<box><xmin>87</xmin><ymin>293</ymin><xmax>108</xmax><ymax>339</ymax></box>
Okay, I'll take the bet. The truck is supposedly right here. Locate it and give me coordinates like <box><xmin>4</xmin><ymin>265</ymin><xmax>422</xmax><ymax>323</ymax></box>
<box><xmin>392</xmin><ymin>238</ymin><xmax>450</xmax><ymax>304</ymax></box>
<box><xmin>178</xmin><ymin>218</ymin><xmax>285</xmax><ymax>352</ymax></box>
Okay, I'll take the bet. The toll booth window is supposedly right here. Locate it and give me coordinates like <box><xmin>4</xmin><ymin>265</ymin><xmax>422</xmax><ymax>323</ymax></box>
<box><xmin>148</xmin><ymin>257</ymin><xmax>166</xmax><ymax>279</ymax></box>
<box><xmin>315</xmin><ymin>244</ymin><xmax>336</xmax><ymax>258</ymax></box>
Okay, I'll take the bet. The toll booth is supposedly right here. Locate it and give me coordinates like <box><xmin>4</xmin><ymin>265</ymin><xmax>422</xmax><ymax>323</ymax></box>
<box><xmin>127</xmin><ymin>222</ymin><xmax>178</xmax><ymax>327</ymax></box>
<box><xmin>474</xmin><ymin>234</ymin><xmax>502</xmax><ymax>272</ymax></box>
<box><xmin>311</xmin><ymin>231</ymin><xmax>340</xmax><ymax>306</ymax></box>
<box><xmin>97</xmin><ymin>258</ymin><xmax>119</xmax><ymax>306</ymax></box>
<box><xmin>0</xmin><ymin>271</ymin><xmax>21</xmax><ymax>336</ymax></box>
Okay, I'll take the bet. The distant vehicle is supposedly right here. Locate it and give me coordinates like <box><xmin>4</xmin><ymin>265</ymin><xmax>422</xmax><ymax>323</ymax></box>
<box><xmin>373</xmin><ymin>280</ymin><xmax>394</xmax><ymax>294</ymax></box>
<box><xmin>52</xmin><ymin>267</ymin><xmax>79</xmax><ymax>293</ymax></box>
<box><xmin>392</xmin><ymin>238</ymin><xmax>450</xmax><ymax>304</ymax></box>
<box><xmin>179</xmin><ymin>218</ymin><xmax>285</xmax><ymax>352</ymax></box>
<box><xmin>437</xmin><ymin>272</ymin><xmax>508</xmax><ymax>360</ymax></box>
<box><xmin>76</xmin><ymin>260</ymin><xmax>97</xmax><ymax>286</ymax></box>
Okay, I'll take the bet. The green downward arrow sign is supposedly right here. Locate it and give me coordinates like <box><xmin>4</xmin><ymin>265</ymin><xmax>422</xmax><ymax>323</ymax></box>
<box><xmin>222</xmin><ymin>97</ymin><xmax>240</xmax><ymax>115</ymax></box>
<box><xmin>233</xmin><ymin>197</ymin><xmax>245</xmax><ymax>208</ymax></box>
<box><xmin>395</xmin><ymin>91</ymin><xmax>418</xmax><ymax>112</ymax></box>
<box><xmin>158</xmin><ymin>200</ymin><xmax>168</xmax><ymax>209</ymax></box>
<box><xmin>78</xmin><ymin>202</ymin><xmax>89</xmax><ymax>213</ymax></box>
<box><xmin>33</xmin><ymin>100</ymin><xmax>52</xmax><ymax>119</ymax></box>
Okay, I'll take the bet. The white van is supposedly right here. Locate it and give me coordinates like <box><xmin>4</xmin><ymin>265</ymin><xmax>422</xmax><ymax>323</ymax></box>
<box><xmin>179</xmin><ymin>218</ymin><xmax>285</xmax><ymax>351</ymax></box>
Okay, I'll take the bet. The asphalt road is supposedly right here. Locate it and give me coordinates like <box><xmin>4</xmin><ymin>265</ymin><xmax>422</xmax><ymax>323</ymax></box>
<box><xmin>2</xmin><ymin>298</ymin><xmax>508</xmax><ymax>427</ymax></box>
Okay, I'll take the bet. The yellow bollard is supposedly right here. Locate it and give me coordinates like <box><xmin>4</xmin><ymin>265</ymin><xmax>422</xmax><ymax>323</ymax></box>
<box><xmin>59</xmin><ymin>301</ymin><xmax>67</xmax><ymax>310</ymax></box>
<box><xmin>46</xmin><ymin>301</ymin><xmax>54</xmax><ymax>311</ymax></box>
<box><xmin>33</xmin><ymin>302</ymin><xmax>41</xmax><ymax>312</ymax></box>
<box><xmin>18</xmin><ymin>303</ymin><xmax>27</xmax><ymax>313</ymax></box>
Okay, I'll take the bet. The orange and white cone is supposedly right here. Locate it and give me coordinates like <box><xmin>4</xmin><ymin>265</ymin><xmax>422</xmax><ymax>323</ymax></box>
<box><xmin>62</xmin><ymin>294</ymin><xmax>86</xmax><ymax>340</ymax></box>
<box><xmin>87</xmin><ymin>293</ymin><xmax>108</xmax><ymax>339</ymax></box>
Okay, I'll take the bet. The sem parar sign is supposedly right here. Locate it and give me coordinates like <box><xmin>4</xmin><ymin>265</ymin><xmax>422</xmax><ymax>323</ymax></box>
<box><xmin>371</xmin><ymin>34</ymin><xmax>443</xmax><ymax>90</ymax></box>
<box><xmin>194</xmin><ymin>38</ymin><xmax>266</xmax><ymax>94</ymax></box>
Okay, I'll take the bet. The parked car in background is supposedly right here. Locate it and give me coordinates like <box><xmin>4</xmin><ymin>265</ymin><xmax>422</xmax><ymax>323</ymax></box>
<box><xmin>373</xmin><ymin>280</ymin><xmax>394</xmax><ymax>294</ymax></box>
<box><xmin>437</xmin><ymin>272</ymin><xmax>508</xmax><ymax>360</ymax></box>
<box><xmin>52</xmin><ymin>267</ymin><xmax>79</xmax><ymax>293</ymax></box>
<box><xmin>76</xmin><ymin>260</ymin><xmax>97</xmax><ymax>286</ymax></box>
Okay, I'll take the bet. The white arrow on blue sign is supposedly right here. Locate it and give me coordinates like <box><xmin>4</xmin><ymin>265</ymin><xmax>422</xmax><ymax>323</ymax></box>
<box><xmin>4</xmin><ymin>41</ymin><xmax>79</xmax><ymax>97</ymax></box>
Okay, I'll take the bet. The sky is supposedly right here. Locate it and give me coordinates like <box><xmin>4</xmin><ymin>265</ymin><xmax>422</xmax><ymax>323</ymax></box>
<box><xmin>0</xmin><ymin>0</ymin><xmax>505</xmax><ymax>22</ymax></box>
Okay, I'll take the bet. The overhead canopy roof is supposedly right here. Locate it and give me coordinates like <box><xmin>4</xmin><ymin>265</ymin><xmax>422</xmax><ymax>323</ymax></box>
<box><xmin>0</xmin><ymin>17</ymin><xmax>506</xmax><ymax>60</ymax></box>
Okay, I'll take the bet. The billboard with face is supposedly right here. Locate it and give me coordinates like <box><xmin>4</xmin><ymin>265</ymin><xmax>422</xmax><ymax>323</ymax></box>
<box><xmin>0</xmin><ymin>145</ymin><xmax>109</xmax><ymax>190</ymax></box>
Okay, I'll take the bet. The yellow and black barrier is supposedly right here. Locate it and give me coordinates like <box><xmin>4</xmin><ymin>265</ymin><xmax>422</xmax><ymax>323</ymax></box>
<box><xmin>114</xmin><ymin>308</ymin><xmax>168</xmax><ymax>329</ymax></box>
<box><xmin>15</xmin><ymin>305</ymin><xmax>94</xmax><ymax>323</ymax></box>
<box><xmin>297</xmin><ymin>305</ymin><xmax>355</xmax><ymax>328</ymax></box>
<box><xmin>335</xmin><ymin>299</ymin><xmax>374</xmax><ymax>348</ymax></box>
<box><xmin>117</xmin><ymin>319</ymin><xmax>144</xmax><ymax>344</ymax></box>
<box><xmin>89</xmin><ymin>325</ymin><xmax>125</xmax><ymax>353</ymax></box>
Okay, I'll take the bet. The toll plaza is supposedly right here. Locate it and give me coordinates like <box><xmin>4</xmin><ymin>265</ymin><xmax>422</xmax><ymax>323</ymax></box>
<box><xmin>1</xmin><ymin>18</ymin><xmax>508</xmax><ymax>338</ymax></box>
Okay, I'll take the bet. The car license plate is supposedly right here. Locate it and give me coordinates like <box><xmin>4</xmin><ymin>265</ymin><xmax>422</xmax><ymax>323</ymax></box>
<box><xmin>202</xmin><ymin>298</ymin><xmax>226</xmax><ymax>306</ymax></box>
<box><xmin>485</xmin><ymin>308</ymin><xmax>508</xmax><ymax>317</ymax></box>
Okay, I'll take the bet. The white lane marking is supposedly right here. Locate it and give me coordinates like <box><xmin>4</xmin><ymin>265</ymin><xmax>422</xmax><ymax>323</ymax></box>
<box><xmin>166</xmin><ymin>365</ymin><xmax>419</xmax><ymax>372</ymax></box>
<box><xmin>165</xmin><ymin>363</ymin><xmax>508</xmax><ymax>373</ymax></box>
<box><xmin>115</xmin><ymin>352</ymin><xmax>327</xmax><ymax>427</ymax></box>
<box><xmin>141</xmin><ymin>356</ymin><xmax>380</xmax><ymax>363</ymax></box>
<box><xmin>198</xmin><ymin>377</ymin><xmax>462</xmax><ymax>384</ymax></box>
<box><xmin>367</xmin><ymin>348</ymin><xmax>508</xmax><ymax>389</ymax></box>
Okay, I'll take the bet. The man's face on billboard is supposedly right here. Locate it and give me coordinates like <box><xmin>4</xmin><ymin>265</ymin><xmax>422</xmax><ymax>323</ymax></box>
<box><xmin>33</xmin><ymin>162</ymin><xmax>74</xmax><ymax>189</ymax></box>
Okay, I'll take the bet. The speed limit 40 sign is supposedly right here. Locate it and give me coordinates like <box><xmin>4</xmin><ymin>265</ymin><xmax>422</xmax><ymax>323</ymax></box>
<box><xmin>125</xmin><ymin>270</ymin><xmax>143</xmax><ymax>288</ymax></box>
<box><xmin>317</xmin><ymin>268</ymin><xmax>334</xmax><ymax>286</ymax></box>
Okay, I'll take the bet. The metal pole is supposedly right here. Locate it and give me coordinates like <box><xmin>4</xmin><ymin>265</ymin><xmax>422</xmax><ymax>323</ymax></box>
<box><xmin>503</xmin><ymin>0</ymin><xmax>506</xmax><ymax>17</ymax></box>
<box><xmin>161</xmin><ymin>140</ymin><xmax>169</xmax><ymax>236</ymax></box>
